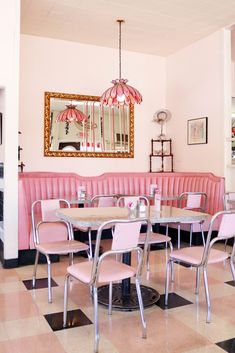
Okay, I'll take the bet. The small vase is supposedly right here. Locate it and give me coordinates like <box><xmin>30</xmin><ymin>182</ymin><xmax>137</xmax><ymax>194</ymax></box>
<box><xmin>128</xmin><ymin>206</ymin><xmax>137</xmax><ymax>218</ymax></box>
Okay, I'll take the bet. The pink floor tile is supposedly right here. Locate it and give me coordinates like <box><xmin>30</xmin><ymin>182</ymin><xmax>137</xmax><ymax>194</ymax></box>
<box><xmin>0</xmin><ymin>291</ymin><xmax>40</xmax><ymax>321</ymax></box>
<box><xmin>0</xmin><ymin>333</ymin><xmax>66</xmax><ymax>353</ymax></box>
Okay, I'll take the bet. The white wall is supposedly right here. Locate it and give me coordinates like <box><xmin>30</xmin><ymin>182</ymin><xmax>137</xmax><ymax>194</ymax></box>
<box><xmin>0</xmin><ymin>1</ymin><xmax>20</xmax><ymax>260</ymax></box>
<box><xmin>166</xmin><ymin>31</ymin><xmax>225</xmax><ymax>177</ymax></box>
<box><xmin>20</xmin><ymin>35</ymin><xmax>166</xmax><ymax>176</ymax></box>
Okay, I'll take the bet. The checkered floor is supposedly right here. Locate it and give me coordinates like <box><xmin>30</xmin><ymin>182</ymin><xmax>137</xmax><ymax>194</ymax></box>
<box><xmin>0</xmin><ymin>240</ymin><xmax>234</xmax><ymax>353</ymax></box>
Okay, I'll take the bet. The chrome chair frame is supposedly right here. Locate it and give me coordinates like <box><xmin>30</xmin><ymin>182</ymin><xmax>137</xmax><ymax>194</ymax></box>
<box><xmin>63</xmin><ymin>218</ymin><xmax>151</xmax><ymax>353</ymax></box>
<box><xmin>177</xmin><ymin>191</ymin><xmax>207</xmax><ymax>248</ymax></box>
<box><xmin>165</xmin><ymin>210</ymin><xmax>235</xmax><ymax>323</ymax></box>
<box><xmin>117</xmin><ymin>195</ymin><xmax>173</xmax><ymax>273</ymax></box>
<box><xmin>31</xmin><ymin>198</ymin><xmax>89</xmax><ymax>303</ymax></box>
<box><xmin>223</xmin><ymin>191</ymin><xmax>235</xmax><ymax>250</ymax></box>
<box><xmin>83</xmin><ymin>194</ymin><xmax>119</xmax><ymax>259</ymax></box>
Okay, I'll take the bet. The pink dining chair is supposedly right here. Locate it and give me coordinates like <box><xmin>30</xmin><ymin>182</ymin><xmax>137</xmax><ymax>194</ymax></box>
<box><xmin>223</xmin><ymin>192</ymin><xmax>235</xmax><ymax>250</ymax></box>
<box><xmin>165</xmin><ymin>210</ymin><xmax>235</xmax><ymax>323</ymax></box>
<box><xmin>77</xmin><ymin>194</ymin><xmax>119</xmax><ymax>258</ymax></box>
<box><xmin>63</xmin><ymin>218</ymin><xmax>151</xmax><ymax>353</ymax></box>
<box><xmin>224</xmin><ymin>191</ymin><xmax>235</xmax><ymax>211</ymax></box>
<box><xmin>117</xmin><ymin>195</ymin><xmax>173</xmax><ymax>272</ymax></box>
<box><xmin>31</xmin><ymin>199</ymin><xmax>89</xmax><ymax>303</ymax></box>
<box><xmin>166</xmin><ymin>192</ymin><xmax>207</xmax><ymax>249</ymax></box>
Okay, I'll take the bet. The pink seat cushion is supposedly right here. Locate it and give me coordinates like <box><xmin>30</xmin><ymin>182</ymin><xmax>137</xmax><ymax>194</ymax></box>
<box><xmin>36</xmin><ymin>240</ymin><xmax>89</xmax><ymax>255</ymax></box>
<box><xmin>67</xmin><ymin>258</ymin><xmax>136</xmax><ymax>284</ymax></box>
<box><xmin>138</xmin><ymin>232</ymin><xmax>171</xmax><ymax>244</ymax></box>
<box><xmin>170</xmin><ymin>246</ymin><xmax>229</xmax><ymax>265</ymax></box>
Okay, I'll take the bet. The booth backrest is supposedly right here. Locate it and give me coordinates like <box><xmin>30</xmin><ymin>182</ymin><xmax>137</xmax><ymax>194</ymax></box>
<box><xmin>18</xmin><ymin>171</ymin><xmax>225</xmax><ymax>250</ymax></box>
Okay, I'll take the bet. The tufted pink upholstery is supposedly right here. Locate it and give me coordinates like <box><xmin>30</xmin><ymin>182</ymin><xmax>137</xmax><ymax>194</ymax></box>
<box><xmin>18</xmin><ymin>172</ymin><xmax>225</xmax><ymax>250</ymax></box>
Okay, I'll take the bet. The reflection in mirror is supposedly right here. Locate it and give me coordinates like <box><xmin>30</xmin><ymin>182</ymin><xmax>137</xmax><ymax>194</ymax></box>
<box><xmin>44</xmin><ymin>92</ymin><xmax>134</xmax><ymax>158</ymax></box>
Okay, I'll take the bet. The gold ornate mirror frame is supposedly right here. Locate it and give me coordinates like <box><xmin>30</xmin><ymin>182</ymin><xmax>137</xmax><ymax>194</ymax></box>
<box><xmin>44</xmin><ymin>91</ymin><xmax>134</xmax><ymax>158</ymax></box>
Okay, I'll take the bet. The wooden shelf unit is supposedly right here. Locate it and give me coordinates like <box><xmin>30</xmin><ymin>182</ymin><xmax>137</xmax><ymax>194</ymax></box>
<box><xmin>149</xmin><ymin>139</ymin><xmax>173</xmax><ymax>173</ymax></box>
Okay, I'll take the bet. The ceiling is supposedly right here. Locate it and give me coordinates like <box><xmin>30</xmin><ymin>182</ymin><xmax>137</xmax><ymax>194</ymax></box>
<box><xmin>21</xmin><ymin>0</ymin><xmax>235</xmax><ymax>57</ymax></box>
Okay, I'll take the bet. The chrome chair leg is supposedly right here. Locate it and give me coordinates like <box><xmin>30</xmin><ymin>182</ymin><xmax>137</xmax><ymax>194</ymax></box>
<box><xmin>63</xmin><ymin>274</ymin><xmax>69</xmax><ymax>327</ymax></box>
<box><xmin>224</xmin><ymin>239</ymin><xmax>228</xmax><ymax>252</ymax></box>
<box><xmin>170</xmin><ymin>262</ymin><xmax>174</xmax><ymax>283</ymax></box>
<box><xmin>32</xmin><ymin>249</ymin><xmax>39</xmax><ymax>288</ymax></box>
<box><xmin>146</xmin><ymin>245</ymin><xmax>150</xmax><ymax>272</ymax></box>
<box><xmin>195</xmin><ymin>267</ymin><xmax>200</xmax><ymax>294</ymax></box>
<box><xmin>200</xmin><ymin>223</ymin><xmax>205</xmax><ymax>246</ymax></box>
<box><xmin>189</xmin><ymin>224</ymin><xmax>193</xmax><ymax>247</ymax></box>
<box><xmin>169</xmin><ymin>240</ymin><xmax>173</xmax><ymax>253</ymax></box>
<box><xmin>88</xmin><ymin>227</ymin><xmax>93</xmax><ymax>259</ymax></box>
<box><xmin>69</xmin><ymin>252</ymin><xmax>73</xmax><ymax>266</ymax></box>
<box><xmin>93</xmin><ymin>286</ymin><xmax>99</xmax><ymax>353</ymax></box>
<box><xmin>168</xmin><ymin>241</ymin><xmax>174</xmax><ymax>282</ymax></box>
<box><xmin>177</xmin><ymin>224</ymin><xmax>181</xmax><ymax>249</ymax></box>
<box><xmin>46</xmin><ymin>254</ymin><xmax>52</xmax><ymax>303</ymax></box>
<box><xmin>203</xmin><ymin>267</ymin><xmax>211</xmax><ymax>323</ymax></box>
<box><xmin>108</xmin><ymin>282</ymin><xmax>113</xmax><ymax>315</ymax></box>
<box><xmin>135</xmin><ymin>278</ymin><xmax>147</xmax><ymax>339</ymax></box>
<box><xmin>165</xmin><ymin>260</ymin><xmax>171</xmax><ymax>306</ymax></box>
<box><xmin>230</xmin><ymin>256</ymin><xmax>235</xmax><ymax>280</ymax></box>
<box><xmin>166</xmin><ymin>224</ymin><xmax>169</xmax><ymax>236</ymax></box>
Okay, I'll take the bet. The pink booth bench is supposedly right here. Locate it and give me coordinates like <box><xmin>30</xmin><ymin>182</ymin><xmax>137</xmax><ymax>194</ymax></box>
<box><xmin>18</xmin><ymin>171</ymin><xmax>225</xmax><ymax>252</ymax></box>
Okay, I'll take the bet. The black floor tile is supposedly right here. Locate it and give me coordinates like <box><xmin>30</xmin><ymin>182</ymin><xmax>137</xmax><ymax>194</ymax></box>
<box><xmin>44</xmin><ymin>309</ymin><xmax>92</xmax><ymax>331</ymax></box>
<box><xmin>23</xmin><ymin>278</ymin><xmax>58</xmax><ymax>290</ymax></box>
<box><xmin>225</xmin><ymin>280</ymin><xmax>235</xmax><ymax>287</ymax></box>
<box><xmin>216</xmin><ymin>337</ymin><xmax>235</xmax><ymax>353</ymax></box>
<box><xmin>157</xmin><ymin>292</ymin><xmax>193</xmax><ymax>310</ymax></box>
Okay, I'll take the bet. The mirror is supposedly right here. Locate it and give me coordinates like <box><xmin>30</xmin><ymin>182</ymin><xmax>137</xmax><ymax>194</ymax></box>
<box><xmin>44</xmin><ymin>92</ymin><xmax>134</xmax><ymax>158</ymax></box>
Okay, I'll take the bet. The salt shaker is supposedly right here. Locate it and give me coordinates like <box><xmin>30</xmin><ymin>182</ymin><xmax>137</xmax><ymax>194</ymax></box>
<box><xmin>154</xmin><ymin>188</ymin><xmax>161</xmax><ymax>211</ymax></box>
<box><xmin>139</xmin><ymin>199</ymin><xmax>146</xmax><ymax>213</ymax></box>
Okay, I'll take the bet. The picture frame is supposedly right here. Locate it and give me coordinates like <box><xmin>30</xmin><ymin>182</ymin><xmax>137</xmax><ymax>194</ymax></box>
<box><xmin>187</xmin><ymin>117</ymin><xmax>208</xmax><ymax>145</ymax></box>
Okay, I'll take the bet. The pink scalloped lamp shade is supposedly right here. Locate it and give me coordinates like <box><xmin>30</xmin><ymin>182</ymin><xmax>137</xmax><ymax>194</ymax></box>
<box><xmin>100</xmin><ymin>79</ymin><xmax>142</xmax><ymax>106</ymax></box>
<box><xmin>56</xmin><ymin>105</ymin><xmax>88</xmax><ymax>122</ymax></box>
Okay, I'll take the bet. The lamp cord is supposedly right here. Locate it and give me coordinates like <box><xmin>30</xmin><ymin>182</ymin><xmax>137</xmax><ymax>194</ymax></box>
<box><xmin>119</xmin><ymin>20</ymin><xmax>121</xmax><ymax>79</ymax></box>
<box><xmin>117</xmin><ymin>19</ymin><xmax>124</xmax><ymax>80</ymax></box>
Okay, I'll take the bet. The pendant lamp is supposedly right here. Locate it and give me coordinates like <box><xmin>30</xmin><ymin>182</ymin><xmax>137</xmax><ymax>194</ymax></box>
<box><xmin>100</xmin><ymin>19</ymin><xmax>142</xmax><ymax>106</ymax></box>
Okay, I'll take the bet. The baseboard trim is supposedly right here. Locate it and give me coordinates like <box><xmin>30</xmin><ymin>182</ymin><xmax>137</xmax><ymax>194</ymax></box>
<box><xmin>3</xmin><ymin>258</ymin><xmax>19</xmax><ymax>268</ymax></box>
<box><xmin>0</xmin><ymin>239</ymin><xmax>19</xmax><ymax>268</ymax></box>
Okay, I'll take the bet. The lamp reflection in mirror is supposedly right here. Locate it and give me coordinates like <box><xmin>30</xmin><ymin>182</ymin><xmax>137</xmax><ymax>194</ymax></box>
<box><xmin>56</xmin><ymin>104</ymin><xmax>88</xmax><ymax>123</ymax></box>
<box><xmin>100</xmin><ymin>19</ymin><xmax>142</xmax><ymax>107</ymax></box>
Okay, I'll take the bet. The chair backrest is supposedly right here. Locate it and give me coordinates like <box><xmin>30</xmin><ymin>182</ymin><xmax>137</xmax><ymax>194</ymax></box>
<box><xmin>202</xmin><ymin>210</ymin><xmax>235</xmax><ymax>264</ymax></box>
<box><xmin>117</xmin><ymin>195</ymin><xmax>149</xmax><ymax>208</ymax></box>
<box><xmin>112</xmin><ymin>221</ymin><xmax>142</xmax><ymax>250</ymax></box>
<box><xmin>91</xmin><ymin>194</ymin><xmax>118</xmax><ymax>208</ymax></box>
<box><xmin>31</xmin><ymin>199</ymin><xmax>71</xmax><ymax>244</ymax></box>
<box><xmin>224</xmin><ymin>192</ymin><xmax>235</xmax><ymax>210</ymax></box>
<box><xmin>90</xmin><ymin>218</ymin><xmax>151</xmax><ymax>286</ymax></box>
<box><xmin>178</xmin><ymin>192</ymin><xmax>207</xmax><ymax>212</ymax></box>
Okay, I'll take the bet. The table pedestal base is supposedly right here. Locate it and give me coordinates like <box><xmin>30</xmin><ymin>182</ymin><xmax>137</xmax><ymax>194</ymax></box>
<box><xmin>98</xmin><ymin>283</ymin><xmax>160</xmax><ymax>311</ymax></box>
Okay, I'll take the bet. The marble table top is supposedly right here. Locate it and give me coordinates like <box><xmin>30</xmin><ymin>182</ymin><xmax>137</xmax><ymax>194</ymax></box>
<box><xmin>56</xmin><ymin>205</ymin><xmax>208</xmax><ymax>228</ymax></box>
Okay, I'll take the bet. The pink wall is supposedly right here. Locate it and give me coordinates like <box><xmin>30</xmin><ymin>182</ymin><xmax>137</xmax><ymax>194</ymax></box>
<box><xmin>19</xmin><ymin>35</ymin><xmax>166</xmax><ymax>176</ymax></box>
<box><xmin>166</xmin><ymin>30</ymin><xmax>225</xmax><ymax>176</ymax></box>
<box><xmin>0</xmin><ymin>0</ymin><xmax>20</xmax><ymax>260</ymax></box>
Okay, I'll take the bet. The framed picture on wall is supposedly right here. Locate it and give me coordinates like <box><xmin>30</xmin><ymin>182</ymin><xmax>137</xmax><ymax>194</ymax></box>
<box><xmin>187</xmin><ymin>117</ymin><xmax>208</xmax><ymax>145</ymax></box>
